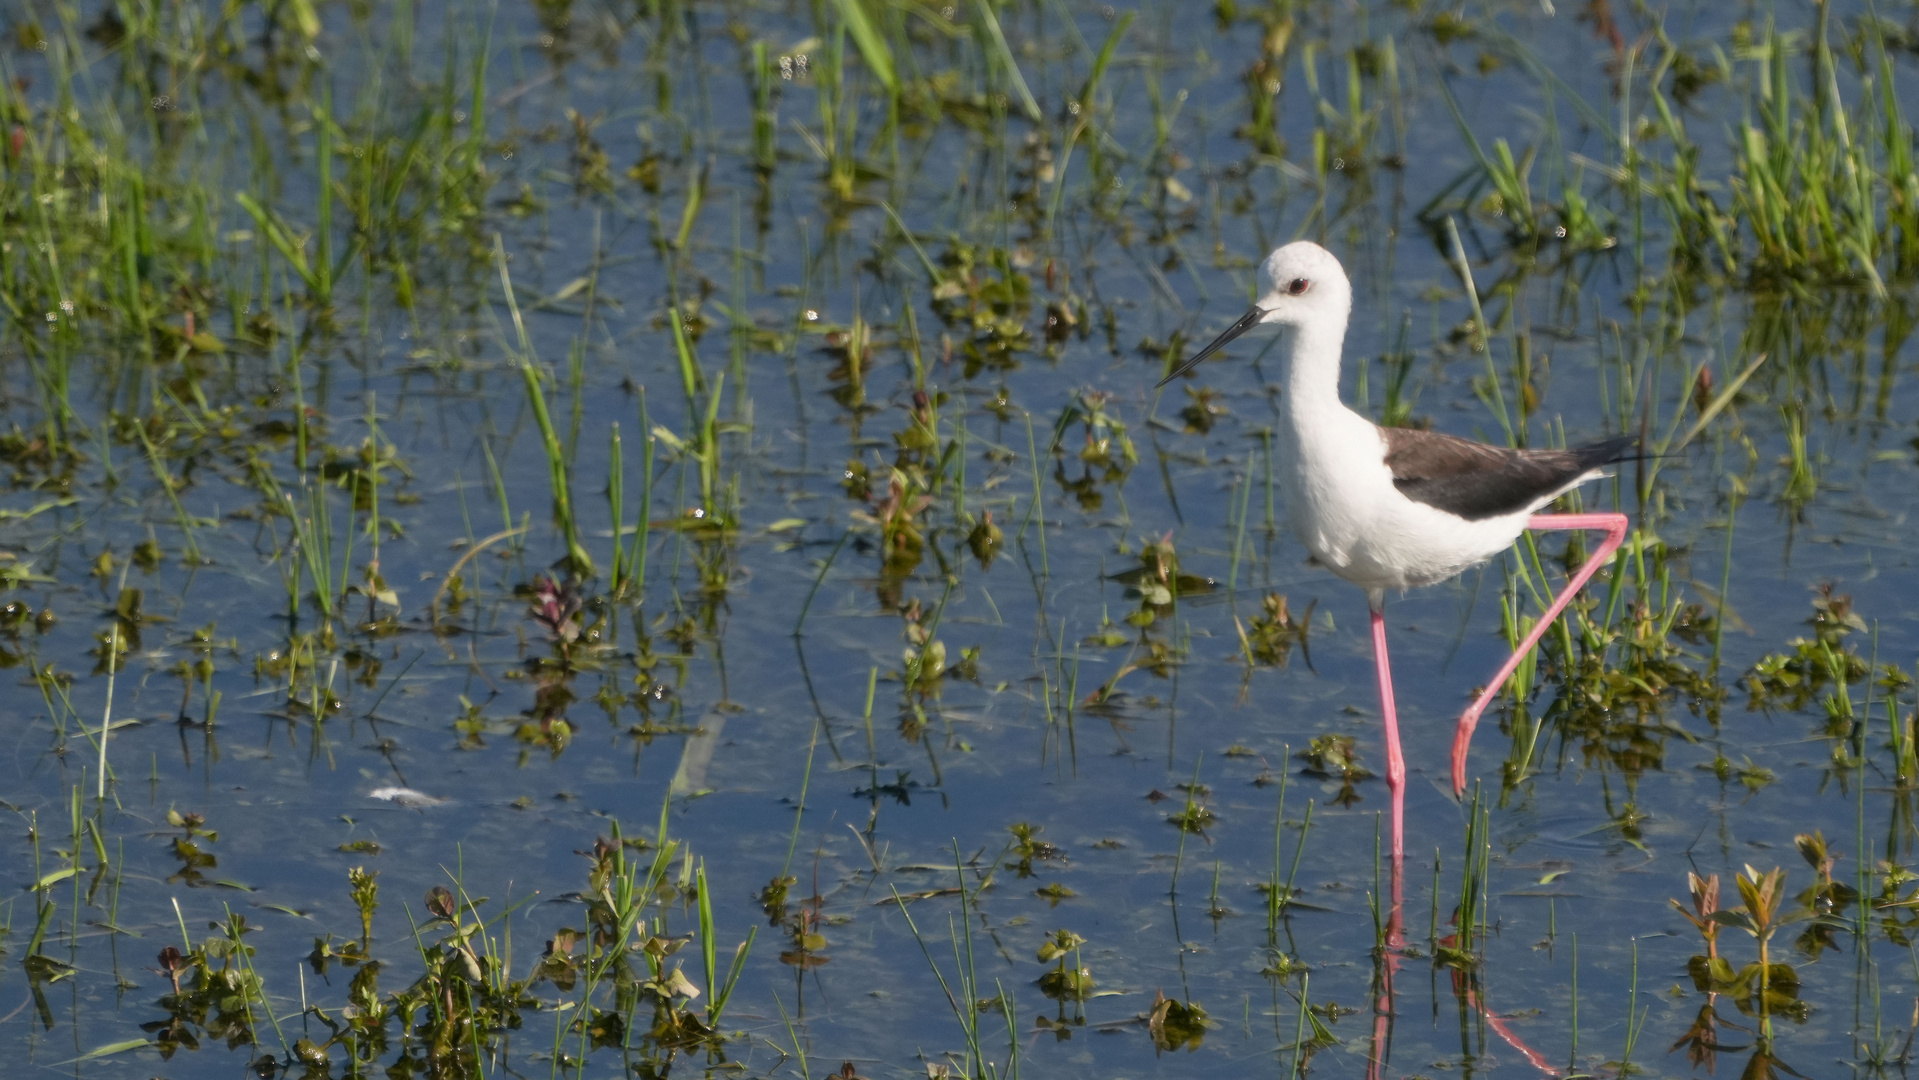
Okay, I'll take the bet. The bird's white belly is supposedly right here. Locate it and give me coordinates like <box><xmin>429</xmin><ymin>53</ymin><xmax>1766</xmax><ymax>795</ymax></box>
<box><xmin>1281</xmin><ymin>432</ymin><xmax>1528</xmax><ymax>592</ymax></box>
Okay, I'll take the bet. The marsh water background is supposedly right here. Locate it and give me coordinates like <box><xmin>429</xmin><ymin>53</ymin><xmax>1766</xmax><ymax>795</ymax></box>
<box><xmin>1</xmin><ymin>0</ymin><xmax>1916</xmax><ymax>1076</ymax></box>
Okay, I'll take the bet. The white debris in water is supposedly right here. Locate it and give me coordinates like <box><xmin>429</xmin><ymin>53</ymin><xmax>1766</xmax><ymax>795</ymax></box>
<box><xmin>367</xmin><ymin>787</ymin><xmax>447</xmax><ymax>808</ymax></box>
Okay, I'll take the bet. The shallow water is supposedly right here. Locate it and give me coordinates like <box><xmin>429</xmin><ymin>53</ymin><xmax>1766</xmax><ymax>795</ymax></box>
<box><xmin>3</xmin><ymin>0</ymin><xmax>1918</xmax><ymax>1077</ymax></box>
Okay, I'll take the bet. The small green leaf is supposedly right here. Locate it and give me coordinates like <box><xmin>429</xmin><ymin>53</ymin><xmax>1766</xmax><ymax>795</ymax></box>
<box><xmin>662</xmin><ymin>966</ymin><xmax>702</xmax><ymax>999</ymax></box>
<box><xmin>650</xmin><ymin>425</ymin><xmax>687</xmax><ymax>452</ymax></box>
<box><xmin>1708</xmin><ymin>909</ymin><xmax>1756</xmax><ymax>932</ymax></box>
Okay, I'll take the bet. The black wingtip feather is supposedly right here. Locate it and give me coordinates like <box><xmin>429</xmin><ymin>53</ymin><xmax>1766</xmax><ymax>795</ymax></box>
<box><xmin>1574</xmin><ymin>434</ymin><xmax>1639</xmax><ymax>469</ymax></box>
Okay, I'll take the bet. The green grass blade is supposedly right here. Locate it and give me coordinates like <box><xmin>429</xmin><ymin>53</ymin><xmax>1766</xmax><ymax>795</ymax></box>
<box><xmin>834</xmin><ymin>0</ymin><xmax>896</xmax><ymax>98</ymax></box>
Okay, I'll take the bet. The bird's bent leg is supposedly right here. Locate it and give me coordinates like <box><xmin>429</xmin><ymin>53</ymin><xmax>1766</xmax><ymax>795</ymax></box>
<box><xmin>1450</xmin><ymin>512</ymin><xmax>1630</xmax><ymax>795</ymax></box>
<box><xmin>1370</xmin><ymin>606</ymin><xmax>1406</xmax><ymax>862</ymax></box>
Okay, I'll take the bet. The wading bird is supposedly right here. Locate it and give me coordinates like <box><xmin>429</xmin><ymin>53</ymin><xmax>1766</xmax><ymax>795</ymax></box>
<box><xmin>1161</xmin><ymin>241</ymin><xmax>1631</xmax><ymax>860</ymax></box>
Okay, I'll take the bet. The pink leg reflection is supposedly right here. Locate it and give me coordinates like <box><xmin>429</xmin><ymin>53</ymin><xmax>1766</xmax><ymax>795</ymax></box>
<box><xmin>1365</xmin><ymin>841</ymin><xmax>1404</xmax><ymax>1080</ymax></box>
<box><xmin>1461</xmin><ymin>978</ymin><xmax>1556</xmax><ymax>1074</ymax></box>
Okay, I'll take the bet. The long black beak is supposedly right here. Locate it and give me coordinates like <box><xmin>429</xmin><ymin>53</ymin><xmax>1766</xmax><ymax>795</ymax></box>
<box><xmin>1156</xmin><ymin>306</ymin><xmax>1265</xmax><ymax>388</ymax></box>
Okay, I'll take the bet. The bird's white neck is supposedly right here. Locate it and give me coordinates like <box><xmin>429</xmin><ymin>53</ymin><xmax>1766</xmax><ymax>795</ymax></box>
<box><xmin>1279</xmin><ymin>315</ymin><xmax>1351</xmax><ymax>421</ymax></box>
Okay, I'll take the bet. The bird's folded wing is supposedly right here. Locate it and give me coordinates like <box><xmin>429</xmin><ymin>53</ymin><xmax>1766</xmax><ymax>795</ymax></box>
<box><xmin>1380</xmin><ymin>427</ymin><xmax>1633</xmax><ymax>522</ymax></box>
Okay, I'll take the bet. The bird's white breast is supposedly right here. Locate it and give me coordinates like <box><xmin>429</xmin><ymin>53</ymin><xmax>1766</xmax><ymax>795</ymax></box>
<box><xmin>1276</xmin><ymin>410</ymin><xmax>1531</xmax><ymax>593</ymax></box>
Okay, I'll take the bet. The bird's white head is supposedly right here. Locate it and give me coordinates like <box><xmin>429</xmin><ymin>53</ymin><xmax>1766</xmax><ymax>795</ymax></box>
<box><xmin>1253</xmin><ymin>241</ymin><xmax>1351</xmax><ymax>329</ymax></box>
<box><xmin>1157</xmin><ymin>241</ymin><xmax>1352</xmax><ymax>387</ymax></box>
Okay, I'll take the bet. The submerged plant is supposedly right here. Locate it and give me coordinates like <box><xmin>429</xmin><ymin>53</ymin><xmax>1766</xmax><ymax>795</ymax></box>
<box><xmin>1166</xmin><ymin>783</ymin><xmax>1217</xmax><ymax>836</ymax></box>
<box><xmin>1298</xmin><ymin>735</ymin><xmax>1372</xmax><ymax>807</ymax></box>
<box><xmin>929</xmin><ymin>243</ymin><xmax>1034</xmax><ymax>375</ymax></box>
<box><xmin>965</xmin><ymin>510</ymin><xmax>1003</xmax><ymax>568</ymax></box>
<box><xmin>347</xmin><ymin>867</ymin><xmax>377</xmax><ymax>945</ymax></box>
<box><xmin>1051</xmin><ymin>390</ymin><xmax>1136</xmax><ymax>512</ymax></box>
<box><xmin>1005</xmin><ymin>822</ymin><xmax>1063</xmax><ymax>878</ymax></box>
<box><xmin>1146</xmin><ymin>989</ymin><xmax>1215</xmax><ymax>1053</ymax></box>
<box><xmin>1244</xmin><ymin>592</ymin><xmax>1314</xmax><ymax>669</ymax></box>
<box><xmin>862</xmin><ymin>468</ymin><xmax>934</xmax><ymax>601</ymax></box>
<box><xmin>1791</xmin><ymin>831</ymin><xmax>1856</xmax><ymax>958</ymax></box>
<box><xmin>1035</xmin><ymin>928</ymin><xmax>1092</xmax><ymax>1001</ymax></box>
<box><xmin>143</xmin><ymin>913</ymin><xmax>268</xmax><ymax>1059</ymax></box>
<box><xmin>1686</xmin><ymin>866</ymin><xmax>1812</xmax><ymax>1025</ymax></box>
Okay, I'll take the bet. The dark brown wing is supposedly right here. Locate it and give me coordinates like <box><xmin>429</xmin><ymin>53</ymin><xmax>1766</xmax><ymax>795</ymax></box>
<box><xmin>1380</xmin><ymin>428</ymin><xmax>1635</xmax><ymax>521</ymax></box>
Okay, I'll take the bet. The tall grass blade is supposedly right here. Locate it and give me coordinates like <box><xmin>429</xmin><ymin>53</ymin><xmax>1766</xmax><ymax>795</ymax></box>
<box><xmin>834</xmin><ymin>0</ymin><xmax>897</xmax><ymax>98</ymax></box>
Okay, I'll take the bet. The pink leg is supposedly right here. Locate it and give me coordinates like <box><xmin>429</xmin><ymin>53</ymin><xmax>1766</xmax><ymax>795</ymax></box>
<box><xmin>1371</xmin><ymin>605</ymin><xmax>1406</xmax><ymax>862</ymax></box>
<box><xmin>1450</xmin><ymin>512</ymin><xmax>1630</xmax><ymax>795</ymax></box>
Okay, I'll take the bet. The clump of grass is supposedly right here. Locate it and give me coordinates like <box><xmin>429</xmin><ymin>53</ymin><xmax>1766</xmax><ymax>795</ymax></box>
<box><xmin>175</xmin><ymin>811</ymin><xmax>755</xmax><ymax>1076</ymax></box>
<box><xmin>1444</xmin><ymin>9</ymin><xmax>1919</xmax><ymax>292</ymax></box>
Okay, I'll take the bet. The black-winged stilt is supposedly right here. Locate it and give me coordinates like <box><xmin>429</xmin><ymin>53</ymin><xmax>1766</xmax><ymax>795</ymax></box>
<box><xmin>1162</xmin><ymin>241</ymin><xmax>1631</xmax><ymax>860</ymax></box>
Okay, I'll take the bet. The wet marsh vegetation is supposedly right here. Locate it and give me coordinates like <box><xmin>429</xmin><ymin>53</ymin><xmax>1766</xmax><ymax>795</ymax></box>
<box><xmin>7</xmin><ymin>0</ymin><xmax>1919</xmax><ymax>1076</ymax></box>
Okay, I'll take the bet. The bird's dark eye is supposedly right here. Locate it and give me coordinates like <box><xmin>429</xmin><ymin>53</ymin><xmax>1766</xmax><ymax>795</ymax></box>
<box><xmin>1286</xmin><ymin>278</ymin><xmax>1311</xmax><ymax>296</ymax></box>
